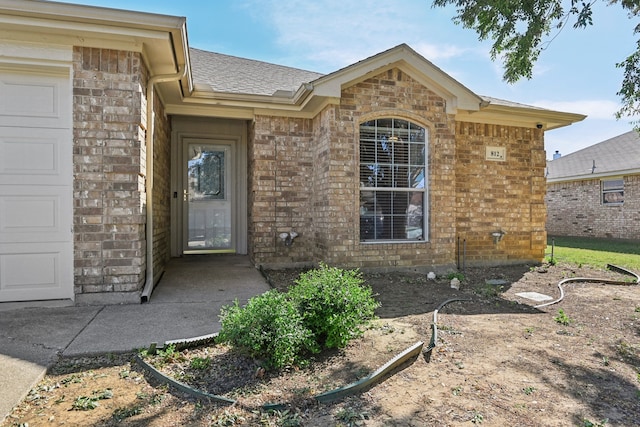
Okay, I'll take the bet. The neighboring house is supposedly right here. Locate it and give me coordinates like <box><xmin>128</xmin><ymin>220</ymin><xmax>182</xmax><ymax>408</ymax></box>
<box><xmin>546</xmin><ymin>131</ymin><xmax>640</xmax><ymax>240</ymax></box>
<box><xmin>0</xmin><ymin>0</ymin><xmax>585</xmax><ymax>304</ymax></box>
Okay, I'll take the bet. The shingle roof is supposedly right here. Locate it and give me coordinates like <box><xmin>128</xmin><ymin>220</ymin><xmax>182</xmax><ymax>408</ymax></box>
<box><xmin>546</xmin><ymin>130</ymin><xmax>640</xmax><ymax>180</ymax></box>
<box><xmin>189</xmin><ymin>48</ymin><xmax>324</xmax><ymax>96</ymax></box>
<box><xmin>189</xmin><ymin>46</ymin><xmax>581</xmax><ymax>124</ymax></box>
<box><xmin>480</xmin><ymin>96</ymin><xmax>549</xmax><ymax>110</ymax></box>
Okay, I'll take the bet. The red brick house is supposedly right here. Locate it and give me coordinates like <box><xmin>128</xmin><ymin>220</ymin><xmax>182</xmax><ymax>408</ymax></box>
<box><xmin>0</xmin><ymin>0</ymin><xmax>585</xmax><ymax>304</ymax></box>
<box><xmin>546</xmin><ymin>131</ymin><xmax>640</xmax><ymax>239</ymax></box>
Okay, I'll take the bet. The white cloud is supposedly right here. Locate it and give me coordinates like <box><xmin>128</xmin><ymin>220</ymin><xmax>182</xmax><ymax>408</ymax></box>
<box><xmin>242</xmin><ymin>0</ymin><xmax>470</xmax><ymax>72</ymax></box>
<box><xmin>545</xmin><ymin>119</ymin><xmax>633</xmax><ymax>156</ymax></box>
<box><xmin>412</xmin><ymin>42</ymin><xmax>468</xmax><ymax>62</ymax></box>
<box><xmin>533</xmin><ymin>99</ymin><xmax>624</xmax><ymax>120</ymax></box>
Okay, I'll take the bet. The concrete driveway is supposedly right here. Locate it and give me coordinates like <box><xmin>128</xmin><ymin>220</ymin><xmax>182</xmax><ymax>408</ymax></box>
<box><xmin>0</xmin><ymin>255</ymin><xmax>270</xmax><ymax>423</ymax></box>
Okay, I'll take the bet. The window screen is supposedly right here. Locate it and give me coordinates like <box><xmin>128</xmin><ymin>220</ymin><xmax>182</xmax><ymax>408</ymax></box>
<box><xmin>359</xmin><ymin>118</ymin><xmax>427</xmax><ymax>241</ymax></box>
<box><xmin>602</xmin><ymin>178</ymin><xmax>624</xmax><ymax>205</ymax></box>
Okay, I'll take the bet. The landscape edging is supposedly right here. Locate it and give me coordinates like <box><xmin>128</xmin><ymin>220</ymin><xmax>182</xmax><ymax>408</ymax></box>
<box><xmin>135</xmin><ymin>336</ymin><xmax>425</xmax><ymax>408</ymax></box>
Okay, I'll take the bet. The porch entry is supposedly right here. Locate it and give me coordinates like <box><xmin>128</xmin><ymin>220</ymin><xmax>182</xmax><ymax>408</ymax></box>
<box><xmin>183</xmin><ymin>139</ymin><xmax>235</xmax><ymax>254</ymax></box>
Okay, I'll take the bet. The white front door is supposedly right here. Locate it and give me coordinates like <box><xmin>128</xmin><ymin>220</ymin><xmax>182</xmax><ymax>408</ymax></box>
<box><xmin>182</xmin><ymin>139</ymin><xmax>235</xmax><ymax>254</ymax></box>
<box><xmin>0</xmin><ymin>68</ymin><xmax>73</xmax><ymax>302</ymax></box>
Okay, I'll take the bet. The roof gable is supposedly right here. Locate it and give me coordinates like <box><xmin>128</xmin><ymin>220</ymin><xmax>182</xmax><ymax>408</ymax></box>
<box><xmin>311</xmin><ymin>44</ymin><xmax>483</xmax><ymax>114</ymax></box>
<box><xmin>547</xmin><ymin>130</ymin><xmax>640</xmax><ymax>181</ymax></box>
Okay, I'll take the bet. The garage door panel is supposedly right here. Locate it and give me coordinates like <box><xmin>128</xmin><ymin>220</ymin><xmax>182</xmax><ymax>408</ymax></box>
<box><xmin>0</xmin><ymin>243</ymin><xmax>73</xmax><ymax>302</ymax></box>
<box><xmin>0</xmin><ymin>72</ymin><xmax>70</xmax><ymax>128</ymax></box>
<box><xmin>0</xmin><ymin>66</ymin><xmax>73</xmax><ymax>302</ymax></box>
<box><xmin>0</xmin><ymin>187</ymin><xmax>72</xmax><ymax>243</ymax></box>
<box><xmin>0</xmin><ymin>128</ymin><xmax>70</xmax><ymax>186</ymax></box>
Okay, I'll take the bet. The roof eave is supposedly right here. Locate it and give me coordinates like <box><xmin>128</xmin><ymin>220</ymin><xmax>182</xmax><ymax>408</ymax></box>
<box><xmin>0</xmin><ymin>0</ymin><xmax>191</xmax><ymax>94</ymax></box>
<box><xmin>547</xmin><ymin>167</ymin><xmax>640</xmax><ymax>183</ymax></box>
<box><xmin>461</xmin><ymin>103</ymin><xmax>586</xmax><ymax>129</ymax></box>
<box><xmin>190</xmin><ymin>86</ymin><xmax>309</xmax><ymax>105</ymax></box>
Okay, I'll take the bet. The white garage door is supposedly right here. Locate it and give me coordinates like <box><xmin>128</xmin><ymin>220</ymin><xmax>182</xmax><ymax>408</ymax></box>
<box><xmin>0</xmin><ymin>68</ymin><xmax>73</xmax><ymax>302</ymax></box>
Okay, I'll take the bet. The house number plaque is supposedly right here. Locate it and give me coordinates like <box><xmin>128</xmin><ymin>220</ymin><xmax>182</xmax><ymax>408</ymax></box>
<box><xmin>485</xmin><ymin>146</ymin><xmax>506</xmax><ymax>161</ymax></box>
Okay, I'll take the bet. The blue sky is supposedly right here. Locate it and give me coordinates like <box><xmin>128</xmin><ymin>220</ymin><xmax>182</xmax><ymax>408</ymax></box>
<box><xmin>71</xmin><ymin>0</ymin><xmax>637</xmax><ymax>157</ymax></box>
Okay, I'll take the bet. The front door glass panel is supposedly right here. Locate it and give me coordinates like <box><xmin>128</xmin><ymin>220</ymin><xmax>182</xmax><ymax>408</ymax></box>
<box><xmin>185</xmin><ymin>143</ymin><xmax>233</xmax><ymax>253</ymax></box>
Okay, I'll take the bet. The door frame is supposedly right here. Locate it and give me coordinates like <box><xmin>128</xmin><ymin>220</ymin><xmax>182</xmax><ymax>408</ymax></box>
<box><xmin>170</xmin><ymin>118</ymin><xmax>248</xmax><ymax>257</ymax></box>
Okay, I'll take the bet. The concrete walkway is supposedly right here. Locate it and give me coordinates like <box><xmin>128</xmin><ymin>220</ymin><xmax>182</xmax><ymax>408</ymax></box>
<box><xmin>0</xmin><ymin>255</ymin><xmax>270</xmax><ymax>423</ymax></box>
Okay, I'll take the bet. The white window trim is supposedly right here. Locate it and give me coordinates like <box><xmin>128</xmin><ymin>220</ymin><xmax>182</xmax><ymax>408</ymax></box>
<box><xmin>359</xmin><ymin>118</ymin><xmax>429</xmax><ymax>243</ymax></box>
<box><xmin>601</xmin><ymin>177</ymin><xmax>624</xmax><ymax>206</ymax></box>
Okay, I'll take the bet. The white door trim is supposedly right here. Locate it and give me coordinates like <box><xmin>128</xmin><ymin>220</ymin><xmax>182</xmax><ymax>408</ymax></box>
<box><xmin>170</xmin><ymin>118</ymin><xmax>248</xmax><ymax>257</ymax></box>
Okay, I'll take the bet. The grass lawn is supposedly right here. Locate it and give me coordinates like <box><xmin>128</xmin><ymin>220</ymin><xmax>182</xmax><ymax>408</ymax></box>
<box><xmin>546</xmin><ymin>235</ymin><xmax>640</xmax><ymax>272</ymax></box>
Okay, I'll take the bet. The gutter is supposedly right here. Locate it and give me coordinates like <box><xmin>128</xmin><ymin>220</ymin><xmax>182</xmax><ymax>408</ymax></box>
<box><xmin>547</xmin><ymin>167</ymin><xmax>640</xmax><ymax>184</ymax></box>
<box><xmin>141</xmin><ymin>65</ymin><xmax>186</xmax><ymax>303</ymax></box>
<box><xmin>189</xmin><ymin>82</ymin><xmax>314</xmax><ymax>106</ymax></box>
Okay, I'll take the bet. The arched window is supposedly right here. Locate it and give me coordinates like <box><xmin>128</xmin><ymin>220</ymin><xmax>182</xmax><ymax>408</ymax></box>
<box><xmin>359</xmin><ymin>118</ymin><xmax>427</xmax><ymax>241</ymax></box>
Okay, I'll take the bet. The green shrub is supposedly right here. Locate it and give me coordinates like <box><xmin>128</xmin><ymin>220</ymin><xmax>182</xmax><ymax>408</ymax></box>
<box><xmin>446</xmin><ymin>271</ymin><xmax>465</xmax><ymax>281</ymax></box>
<box><xmin>218</xmin><ymin>264</ymin><xmax>381</xmax><ymax>371</ymax></box>
<box><xmin>554</xmin><ymin>308</ymin><xmax>572</xmax><ymax>326</ymax></box>
<box><xmin>288</xmin><ymin>263</ymin><xmax>380</xmax><ymax>349</ymax></box>
<box><xmin>217</xmin><ymin>290</ymin><xmax>317</xmax><ymax>370</ymax></box>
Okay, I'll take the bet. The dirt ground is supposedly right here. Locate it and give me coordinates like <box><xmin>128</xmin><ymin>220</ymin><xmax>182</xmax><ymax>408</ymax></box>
<box><xmin>3</xmin><ymin>262</ymin><xmax>640</xmax><ymax>426</ymax></box>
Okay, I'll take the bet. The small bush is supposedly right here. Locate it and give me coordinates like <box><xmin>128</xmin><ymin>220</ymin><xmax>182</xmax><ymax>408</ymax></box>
<box><xmin>446</xmin><ymin>271</ymin><xmax>465</xmax><ymax>281</ymax></box>
<box><xmin>189</xmin><ymin>357</ymin><xmax>211</xmax><ymax>370</ymax></box>
<box><xmin>217</xmin><ymin>290</ymin><xmax>317</xmax><ymax>370</ymax></box>
<box><xmin>288</xmin><ymin>263</ymin><xmax>380</xmax><ymax>349</ymax></box>
<box><xmin>554</xmin><ymin>308</ymin><xmax>572</xmax><ymax>326</ymax></box>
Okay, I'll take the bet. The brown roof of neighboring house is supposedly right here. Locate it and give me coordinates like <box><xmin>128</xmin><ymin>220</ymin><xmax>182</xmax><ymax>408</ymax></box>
<box><xmin>546</xmin><ymin>130</ymin><xmax>640</xmax><ymax>182</ymax></box>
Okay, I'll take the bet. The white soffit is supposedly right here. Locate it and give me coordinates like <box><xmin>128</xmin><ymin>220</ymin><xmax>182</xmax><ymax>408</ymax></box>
<box><xmin>0</xmin><ymin>0</ymin><xmax>188</xmax><ymax>77</ymax></box>
<box><xmin>460</xmin><ymin>103</ymin><xmax>587</xmax><ymax>130</ymax></box>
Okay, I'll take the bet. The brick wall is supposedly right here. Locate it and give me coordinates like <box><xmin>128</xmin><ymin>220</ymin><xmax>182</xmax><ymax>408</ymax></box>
<box><xmin>150</xmin><ymin>93</ymin><xmax>172</xmax><ymax>280</ymax></box>
<box><xmin>251</xmin><ymin>68</ymin><xmax>459</xmax><ymax>269</ymax></box>
<box><xmin>455</xmin><ymin>123</ymin><xmax>547</xmax><ymax>265</ymax></box>
<box><xmin>310</xmin><ymin>106</ymin><xmax>338</xmax><ymax>263</ymax></box>
<box><xmin>250</xmin><ymin>115</ymin><xmax>315</xmax><ymax>266</ymax></box>
<box><xmin>72</xmin><ymin>47</ymin><xmax>152</xmax><ymax>303</ymax></box>
<box><xmin>546</xmin><ymin>175</ymin><xmax>640</xmax><ymax>239</ymax></box>
<box><xmin>250</xmin><ymin>68</ymin><xmax>548</xmax><ymax>269</ymax></box>
<box><xmin>330</xmin><ymin>68</ymin><xmax>457</xmax><ymax>269</ymax></box>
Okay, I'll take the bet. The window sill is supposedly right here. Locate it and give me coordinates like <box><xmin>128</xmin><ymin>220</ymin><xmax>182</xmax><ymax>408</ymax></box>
<box><xmin>359</xmin><ymin>239</ymin><xmax>428</xmax><ymax>244</ymax></box>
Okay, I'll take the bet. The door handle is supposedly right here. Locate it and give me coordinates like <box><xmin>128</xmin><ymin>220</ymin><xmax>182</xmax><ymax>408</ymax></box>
<box><xmin>183</xmin><ymin>189</ymin><xmax>190</xmax><ymax>202</ymax></box>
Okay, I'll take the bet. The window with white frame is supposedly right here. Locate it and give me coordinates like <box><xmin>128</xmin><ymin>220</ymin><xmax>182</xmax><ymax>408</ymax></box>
<box><xmin>359</xmin><ymin>118</ymin><xmax>427</xmax><ymax>241</ymax></box>
<box><xmin>602</xmin><ymin>178</ymin><xmax>624</xmax><ymax>205</ymax></box>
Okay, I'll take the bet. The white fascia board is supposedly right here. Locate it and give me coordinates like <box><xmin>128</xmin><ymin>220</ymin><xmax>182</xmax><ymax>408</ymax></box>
<box><xmin>462</xmin><ymin>104</ymin><xmax>586</xmax><ymax>130</ymax></box>
<box><xmin>0</xmin><ymin>1</ymin><xmax>188</xmax><ymax>77</ymax></box>
<box><xmin>0</xmin><ymin>15</ymin><xmax>174</xmax><ymax>39</ymax></box>
<box><xmin>547</xmin><ymin>168</ymin><xmax>640</xmax><ymax>183</ymax></box>
<box><xmin>184</xmin><ymin>90</ymin><xmax>334</xmax><ymax>116</ymax></box>
<box><xmin>186</xmin><ymin>82</ymin><xmax>329</xmax><ymax>116</ymax></box>
<box><xmin>0</xmin><ymin>38</ymin><xmax>72</xmax><ymax>63</ymax></box>
<box><xmin>0</xmin><ymin>0</ymin><xmax>186</xmax><ymax>32</ymax></box>
<box><xmin>190</xmin><ymin>88</ymin><xmax>299</xmax><ymax>105</ymax></box>
<box><xmin>166</xmin><ymin>103</ymin><xmax>255</xmax><ymax>120</ymax></box>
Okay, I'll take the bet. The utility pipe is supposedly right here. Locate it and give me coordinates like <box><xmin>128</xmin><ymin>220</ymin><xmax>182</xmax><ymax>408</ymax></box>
<box><xmin>141</xmin><ymin>65</ymin><xmax>186</xmax><ymax>303</ymax></box>
<box><xmin>533</xmin><ymin>264</ymin><xmax>638</xmax><ymax>309</ymax></box>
